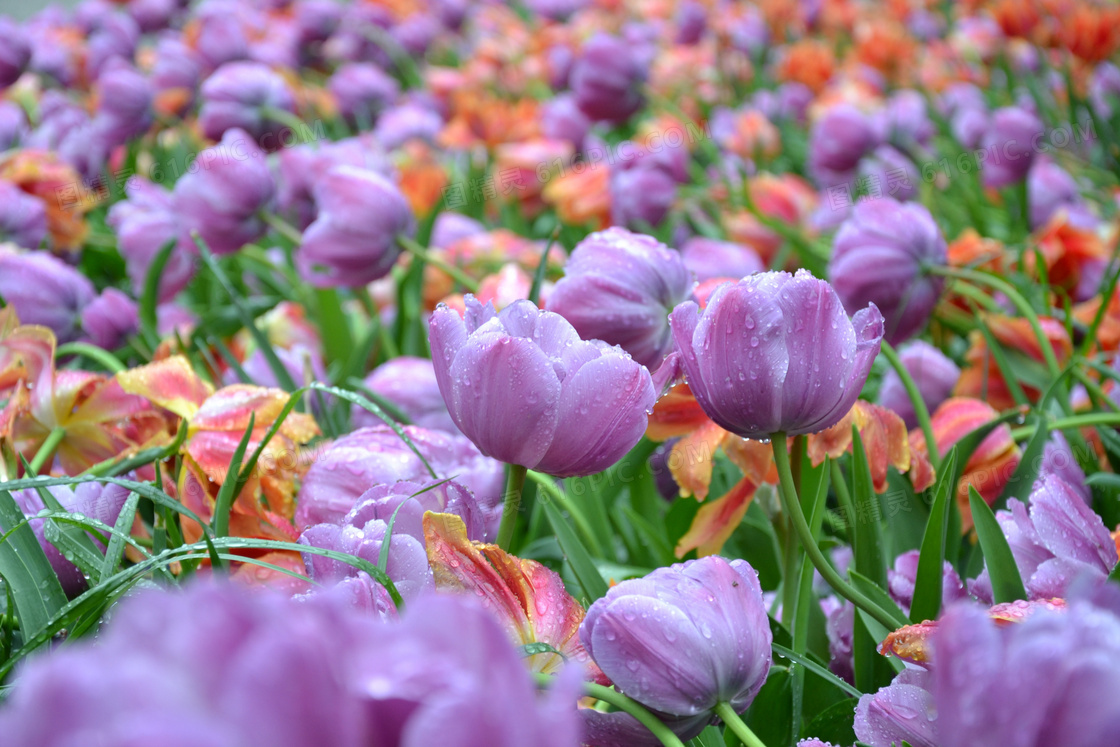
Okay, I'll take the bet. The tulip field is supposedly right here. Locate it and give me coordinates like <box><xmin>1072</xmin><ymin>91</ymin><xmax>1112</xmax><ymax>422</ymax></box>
<box><xmin>4</xmin><ymin>0</ymin><xmax>1120</xmax><ymax>745</ymax></box>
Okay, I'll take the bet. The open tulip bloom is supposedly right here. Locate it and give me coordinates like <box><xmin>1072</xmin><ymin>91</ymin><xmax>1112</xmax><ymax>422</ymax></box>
<box><xmin>5</xmin><ymin>1</ymin><xmax>1120</xmax><ymax>745</ymax></box>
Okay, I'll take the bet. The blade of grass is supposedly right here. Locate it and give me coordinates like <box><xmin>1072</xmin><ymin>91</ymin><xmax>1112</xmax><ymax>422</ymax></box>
<box><xmin>969</xmin><ymin>486</ymin><xmax>1027</xmax><ymax>603</ymax></box>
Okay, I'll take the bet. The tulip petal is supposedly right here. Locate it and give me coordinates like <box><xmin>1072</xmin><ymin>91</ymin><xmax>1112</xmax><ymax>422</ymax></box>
<box><xmin>674</xmin><ymin>477</ymin><xmax>758</xmax><ymax>558</ymax></box>
<box><xmin>117</xmin><ymin>356</ymin><xmax>213</xmax><ymax>420</ymax></box>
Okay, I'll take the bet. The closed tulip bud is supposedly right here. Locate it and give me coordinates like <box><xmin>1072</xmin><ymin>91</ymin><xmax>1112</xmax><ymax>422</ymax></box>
<box><xmin>0</xmin><ymin>249</ymin><xmax>96</xmax><ymax>343</ymax></box>
<box><xmin>85</xmin><ymin>13</ymin><xmax>140</xmax><ymax>80</ymax></box>
<box><xmin>808</xmin><ymin>104</ymin><xmax>881</xmax><ymax>188</ymax></box>
<box><xmin>1028</xmin><ymin>157</ymin><xmax>1095</xmax><ymax>229</ymax></box>
<box><xmin>980</xmin><ymin>106</ymin><xmax>1044</xmax><ymax>188</ymax></box>
<box><xmin>430</xmin><ymin>211</ymin><xmax>485</xmax><ymax>249</ymax></box>
<box><xmin>0</xmin><ymin>100</ymin><xmax>26</xmax><ymax>151</ymax></box>
<box><xmin>581</xmin><ymin>556</ymin><xmax>772</xmax><ymax>716</ymax></box>
<box><xmin>0</xmin><ymin>18</ymin><xmax>30</xmax><ymax>89</ymax></box>
<box><xmin>681</xmin><ymin>237</ymin><xmax>765</xmax><ymax>283</ymax></box>
<box><xmin>277</xmin><ymin>138</ymin><xmax>392</xmax><ymax>229</ymax></box>
<box><xmin>0</xmin><ymin>180</ymin><xmax>47</xmax><ymax>249</ymax></box>
<box><xmin>670</xmin><ymin>271</ymin><xmax>884</xmax><ymax>439</ymax></box>
<box><xmin>876</xmin><ymin>340</ymin><xmax>960</xmax><ymax>429</ymax></box>
<box><xmin>107</xmin><ymin>177</ymin><xmax>195</xmax><ymax>299</ymax></box>
<box><xmin>610</xmin><ymin>161</ymin><xmax>677</xmax><ymax>229</ymax></box>
<box><xmin>198</xmin><ymin>61</ymin><xmax>296</xmax><ymax>146</ymax></box>
<box><xmin>92</xmin><ymin>59</ymin><xmax>154</xmax><ymax>149</ymax></box>
<box><xmin>329</xmin><ymin>62</ymin><xmax>399</xmax><ymax>126</ymax></box>
<box><xmin>295</xmin><ymin>165</ymin><xmax>414</xmax><ymax>288</ymax></box>
<box><xmin>81</xmin><ymin>288</ymin><xmax>139</xmax><ymax>350</ymax></box>
<box><xmin>541</xmin><ymin>93</ymin><xmax>591</xmax><ymax>149</ymax></box>
<box><xmin>373</xmin><ymin>100</ymin><xmax>443</xmax><ymax>150</ymax></box>
<box><xmin>151</xmin><ymin>37</ymin><xmax>201</xmax><ymax>115</ymax></box>
<box><xmin>127</xmin><ymin>0</ymin><xmax>179</xmax><ymax>32</ymax></box>
<box><xmin>173</xmin><ymin>128</ymin><xmax>275</xmax><ymax>256</ymax></box>
<box><xmin>546</xmin><ymin>228</ymin><xmax>693</xmax><ymax>370</ymax></box>
<box><xmin>858</xmin><ymin>145</ymin><xmax>919</xmax><ymax>202</ymax></box>
<box><xmin>675</xmin><ymin>1</ymin><xmax>707</xmax><ymax>44</ymax></box>
<box><xmin>879</xmin><ymin>90</ymin><xmax>935</xmax><ymax>149</ymax></box>
<box><xmin>570</xmin><ymin>33</ymin><xmax>647</xmax><ymax>124</ymax></box>
<box><xmin>358</xmin><ymin>356</ymin><xmax>459</xmax><ymax>434</ymax></box>
<box><xmin>429</xmin><ymin>296</ymin><xmax>657</xmax><ymax>477</ymax></box>
<box><xmin>830</xmin><ymin>198</ymin><xmax>947</xmax><ymax>345</ymax></box>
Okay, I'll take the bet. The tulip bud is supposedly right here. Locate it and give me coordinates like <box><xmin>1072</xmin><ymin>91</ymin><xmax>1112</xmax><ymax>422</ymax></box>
<box><xmin>854</xmin><ymin>669</ymin><xmax>938</xmax><ymax>747</ymax></box>
<box><xmin>93</xmin><ymin>59</ymin><xmax>154</xmax><ymax>149</ymax></box>
<box><xmin>610</xmin><ymin>161</ymin><xmax>678</xmax><ymax>229</ymax></box>
<box><xmin>876</xmin><ymin>340</ymin><xmax>959</xmax><ymax>429</ymax></box>
<box><xmin>358</xmin><ymin>356</ymin><xmax>459</xmax><ymax>434</ymax></box>
<box><xmin>857</xmin><ymin>145</ymin><xmax>919</xmax><ymax>202</ymax></box>
<box><xmin>198</xmin><ymin>61</ymin><xmax>297</xmax><ymax>146</ymax></box>
<box><xmin>107</xmin><ymin>177</ymin><xmax>195</xmax><ymax>299</ymax></box>
<box><xmin>81</xmin><ymin>288</ymin><xmax>139</xmax><ymax>350</ymax></box>
<box><xmin>373</xmin><ymin>100</ymin><xmax>443</xmax><ymax>150</ymax></box>
<box><xmin>429</xmin><ymin>297</ymin><xmax>657</xmax><ymax>477</ymax></box>
<box><xmin>979</xmin><ymin>106</ymin><xmax>1044</xmax><ymax>188</ymax></box>
<box><xmin>581</xmin><ymin>556</ymin><xmax>772</xmax><ymax>716</ymax></box>
<box><xmin>830</xmin><ymin>198</ymin><xmax>947</xmax><ymax>345</ymax></box>
<box><xmin>151</xmin><ymin>37</ymin><xmax>201</xmax><ymax>115</ymax></box>
<box><xmin>0</xmin><ymin>18</ymin><xmax>31</xmax><ymax>89</ymax></box>
<box><xmin>670</xmin><ymin>270</ymin><xmax>884</xmax><ymax>439</ymax></box>
<box><xmin>0</xmin><ymin>180</ymin><xmax>47</xmax><ymax>250</ymax></box>
<box><xmin>541</xmin><ymin>93</ymin><xmax>591</xmax><ymax>149</ymax></box>
<box><xmin>0</xmin><ymin>100</ymin><xmax>26</xmax><ymax>151</ymax></box>
<box><xmin>675</xmin><ymin>1</ymin><xmax>707</xmax><ymax>44</ymax></box>
<box><xmin>808</xmin><ymin>104</ymin><xmax>881</xmax><ymax>187</ymax></box>
<box><xmin>173</xmin><ymin>128</ymin><xmax>275</xmax><ymax>256</ymax></box>
<box><xmin>570</xmin><ymin>33</ymin><xmax>647</xmax><ymax>124</ymax></box>
<box><xmin>680</xmin><ymin>236</ymin><xmax>765</xmax><ymax>283</ymax></box>
<box><xmin>295</xmin><ymin>165</ymin><xmax>414</xmax><ymax>288</ymax></box>
<box><xmin>328</xmin><ymin>62</ymin><xmax>399</xmax><ymax>127</ymax></box>
<box><xmin>0</xmin><ymin>249</ymin><xmax>96</xmax><ymax>343</ymax></box>
<box><xmin>546</xmin><ymin>228</ymin><xmax>693</xmax><ymax>370</ymax></box>
<box><xmin>1028</xmin><ymin>157</ymin><xmax>1095</xmax><ymax>230</ymax></box>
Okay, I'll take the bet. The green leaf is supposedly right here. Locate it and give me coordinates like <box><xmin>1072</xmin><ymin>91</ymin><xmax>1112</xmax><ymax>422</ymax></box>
<box><xmin>995</xmin><ymin>417</ymin><xmax>1049</xmax><ymax>508</ymax></box>
<box><xmin>0</xmin><ymin>489</ymin><xmax>68</xmax><ymax>640</ymax></box>
<box><xmin>910</xmin><ymin>447</ymin><xmax>960</xmax><ymax>624</ymax></box>
<box><xmin>772</xmin><ymin>643</ymin><xmax>862</xmax><ymax>699</ymax></box>
<box><xmin>211</xmin><ymin>413</ymin><xmax>256</xmax><ymax>540</ymax></box>
<box><xmin>520</xmin><ymin>641</ymin><xmax>564</xmax><ymax>659</ymax></box>
<box><xmin>804</xmin><ymin>697</ymin><xmax>860</xmax><ymax>746</ymax></box>
<box><xmin>849</xmin><ymin>428</ymin><xmax>887</xmax><ymax>587</ymax></box>
<box><xmin>139</xmin><ymin>238</ymin><xmax>176</xmax><ymax>349</ymax></box>
<box><xmin>848</xmin><ymin>569</ymin><xmax>910</xmax><ymax>629</ymax></box>
<box><xmin>969</xmin><ymin>486</ymin><xmax>1027</xmax><ymax>603</ymax></box>
<box><xmin>100</xmin><ymin>492</ymin><xmax>140</xmax><ymax>582</ymax></box>
<box><xmin>975</xmin><ymin>323</ymin><xmax>1030</xmax><ymax>408</ymax></box>
<box><xmin>315</xmin><ymin>287</ymin><xmax>354</xmax><ymax>368</ymax></box>
<box><xmin>541</xmin><ymin>498</ymin><xmax>609</xmax><ymax>602</ymax></box>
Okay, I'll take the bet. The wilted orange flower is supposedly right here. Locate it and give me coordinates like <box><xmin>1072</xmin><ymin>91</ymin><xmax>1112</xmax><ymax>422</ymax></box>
<box><xmin>715</xmin><ymin>109</ymin><xmax>781</xmax><ymax>162</ymax></box>
<box><xmin>724</xmin><ymin>173</ymin><xmax>818</xmax><ymax>263</ymax></box>
<box><xmin>542</xmin><ymin>166</ymin><xmax>612</xmax><ymax>229</ymax></box>
<box><xmin>1028</xmin><ymin>210</ymin><xmax>1110</xmax><ymax>293</ymax></box>
<box><xmin>493</xmin><ymin>139</ymin><xmax>574</xmax><ymax>217</ymax></box>
<box><xmin>0</xmin><ymin>150</ymin><xmax>92</xmax><ymax>251</ymax></box>
<box><xmin>955</xmin><ymin>315</ymin><xmax>1073</xmax><ymax>411</ymax></box>
<box><xmin>1056</xmin><ymin>1</ymin><xmax>1120</xmax><ymax>62</ymax></box>
<box><xmin>394</xmin><ymin>141</ymin><xmax>449</xmax><ymax>217</ymax></box>
<box><xmin>852</xmin><ymin>19</ymin><xmax>916</xmax><ymax>83</ymax></box>
<box><xmin>775</xmin><ymin>40</ymin><xmax>836</xmax><ymax>94</ymax></box>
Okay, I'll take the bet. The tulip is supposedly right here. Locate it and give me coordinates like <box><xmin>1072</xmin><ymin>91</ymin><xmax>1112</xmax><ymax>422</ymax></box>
<box><xmin>887</xmin><ymin>549</ymin><xmax>967</xmax><ymax>617</ymax></box>
<box><xmin>807</xmin><ymin>104</ymin><xmax>881</xmax><ymax>188</ymax></box>
<box><xmin>81</xmin><ymin>288</ymin><xmax>139</xmax><ymax>350</ymax></box>
<box><xmin>546</xmin><ymin>228</ymin><xmax>693</xmax><ymax>370</ymax></box>
<box><xmin>829</xmin><ymin>198</ymin><xmax>947</xmax><ymax>345</ymax></box>
<box><xmin>969</xmin><ymin>475</ymin><xmax>1117</xmax><ymax>603</ymax></box>
<box><xmin>0</xmin><ymin>179</ymin><xmax>47</xmax><ymax>249</ymax></box>
<box><xmin>107</xmin><ymin>177</ymin><xmax>195</xmax><ymax>300</ymax></box>
<box><xmin>429</xmin><ymin>296</ymin><xmax>657</xmax><ymax>477</ymax></box>
<box><xmin>541</xmin><ymin>93</ymin><xmax>591</xmax><ymax>149</ymax></box>
<box><xmin>357</xmin><ymin>356</ymin><xmax>459</xmax><ymax>434</ymax></box>
<box><xmin>0</xmin><ymin>249</ymin><xmax>96</xmax><ymax>344</ymax></box>
<box><xmin>570</xmin><ymin>33</ymin><xmax>647</xmax><ymax>124</ymax></box>
<box><xmin>198</xmin><ymin>61</ymin><xmax>297</xmax><ymax>146</ymax></box>
<box><xmin>373</xmin><ymin>101</ymin><xmax>443</xmax><ymax>150</ymax></box>
<box><xmin>932</xmin><ymin>596</ymin><xmax>1120</xmax><ymax>747</ymax></box>
<box><xmin>430</xmin><ymin>211</ymin><xmax>485</xmax><ymax>249</ymax></box>
<box><xmin>979</xmin><ymin>106</ymin><xmax>1044</xmax><ymax>188</ymax></box>
<box><xmin>294</xmin><ymin>425</ymin><xmax>504</xmax><ymax>533</ymax></box>
<box><xmin>610</xmin><ymin>161</ymin><xmax>678</xmax><ymax>229</ymax></box>
<box><xmin>876</xmin><ymin>340</ymin><xmax>960</xmax><ymax>429</ymax></box>
<box><xmin>173</xmin><ymin>128</ymin><xmax>275</xmax><ymax>256</ymax></box>
<box><xmin>277</xmin><ymin>137</ymin><xmax>392</xmax><ymax>229</ymax></box>
<box><xmin>329</xmin><ymin>62</ymin><xmax>400</xmax><ymax>127</ymax></box>
<box><xmin>1028</xmin><ymin>157</ymin><xmax>1096</xmax><ymax>230</ymax></box>
<box><xmin>0</xmin><ymin>100</ymin><xmax>26</xmax><ymax>151</ymax></box>
<box><xmin>879</xmin><ymin>90</ymin><xmax>936</xmax><ymax>149</ymax></box>
<box><xmin>295</xmin><ymin>165</ymin><xmax>414</xmax><ymax>288</ymax></box>
<box><xmin>1040</xmin><ymin>431</ymin><xmax>1090</xmax><ymax>503</ymax></box>
<box><xmin>128</xmin><ymin>0</ymin><xmax>179</xmax><ymax>32</ymax></box>
<box><xmin>680</xmin><ymin>237</ymin><xmax>765</xmax><ymax>284</ymax></box>
<box><xmin>857</xmin><ymin>145</ymin><xmax>920</xmax><ymax>202</ymax></box>
<box><xmin>581</xmin><ymin>556</ymin><xmax>772</xmax><ymax>716</ymax></box>
<box><xmin>1090</xmin><ymin>61</ymin><xmax>1120</xmax><ymax>118</ymax></box>
<box><xmin>669</xmin><ymin>270</ymin><xmax>885</xmax><ymax>439</ymax></box>
<box><xmin>85</xmin><ymin>14</ymin><xmax>139</xmax><ymax>80</ymax></box>
<box><xmin>854</xmin><ymin>668</ymin><xmax>938</xmax><ymax>747</ymax></box>
<box><xmin>675</xmin><ymin>1</ymin><xmax>707</xmax><ymax>44</ymax></box>
<box><xmin>0</xmin><ymin>18</ymin><xmax>30</xmax><ymax>89</ymax></box>
<box><xmin>92</xmin><ymin>59</ymin><xmax>154</xmax><ymax>149</ymax></box>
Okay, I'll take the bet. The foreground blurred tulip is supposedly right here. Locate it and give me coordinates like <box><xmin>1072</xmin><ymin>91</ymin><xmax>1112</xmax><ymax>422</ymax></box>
<box><xmin>669</xmin><ymin>271</ymin><xmax>884</xmax><ymax>439</ymax></box>
<box><xmin>0</xmin><ymin>249</ymin><xmax>95</xmax><ymax>344</ymax></box>
<box><xmin>0</xmin><ymin>18</ymin><xmax>30</xmax><ymax>89</ymax></box>
<box><xmin>0</xmin><ymin>583</ymin><xmax>583</xmax><ymax>747</ymax></box>
<box><xmin>546</xmin><ymin>228</ymin><xmax>693</xmax><ymax>371</ymax></box>
<box><xmin>876</xmin><ymin>340</ymin><xmax>960</xmax><ymax>429</ymax></box>
<box><xmin>198</xmin><ymin>61</ymin><xmax>296</xmax><ymax>145</ymax></box>
<box><xmin>830</xmin><ymin>198</ymin><xmax>947</xmax><ymax>345</ymax></box>
<box><xmin>854</xmin><ymin>668</ymin><xmax>937</xmax><ymax>747</ymax></box>
<box><xmin>429</xmin><ymin>297</ymin><xmax>656</xmax><ymax>477</ymax></box>
<box><xmin>173</xmin><ymin>128</ymin><xmax>274</xmax><ymax>255</ymax></box>
<box><xmin>581</xmin><ymin>556</ymin><xmax>772</xmax><ymax>717</ymax></box>
<box><xmin>570</xmin><ymin>33</ymin><xmax>647</xmax><ymax>124</ymax></box>
<box><xmin>296</xmin><ymin>166</ymin><xmax>414</xmax><ymax>288</ymax></box>
<box><xmin>980</xmin><ymin>106</ymin><xmax>1044</xmax><ymax>189</ymax></box>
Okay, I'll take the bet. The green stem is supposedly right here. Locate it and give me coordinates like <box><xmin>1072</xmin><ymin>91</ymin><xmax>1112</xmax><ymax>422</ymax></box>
<box><xmin>398</xmin><ymin>235</ymin><xmax>480</xmax><ymax>293</ymax></box>
<box><xmin>260</xmin><ymin>106</ymin><xmax>312</xmax><ymax>140</ymax></box>
<box><xmin>534</xmin><ymin>674</ymin><xmax>687</xmax><ymax>747</ymax></box>
<box><xmin>771</xmin><ymin>434</ymin><xmax>899</xmax><ymax>632</ymax></box>
<box><xmin>314</xmin><ymin>287</ymin><xmax>354</xmax><ymax>368</ymax></box>
<box><xmin>526</xmin><ymin>471</ymin><xmax>604</xmax><ymax>556</ymax></box>
<box><xmin>880</xmin><ymin>341</ymin><xmax>940</xmax><ymax>471</ymax></box>
<box><xmin>496</xmin><ymin>463</ymin><xmax>529</xmax><ymax>551</ymax></box>
<box><xmin>1010</xmin><ymin>411</ymin><xmax>1120</xmax><ymax>441</ymax></box>
<box><xmin>261</xmin><ymin>212</ymin><xmax>304</xmax><ymax>245</ymax></box>
<box><xmin>713</xmin><ymin>702</ymin><xmax>768</xmax><ymax>747</ymax></box>
<box><xmin>55</xmin><ymin>342</ymin><xmax>126</xmax><ymax>374</ymax></box>
<box><xmin>29</xmin><ymin>427</ymin><xmax>66</xmax><ymax>475</ymax></box>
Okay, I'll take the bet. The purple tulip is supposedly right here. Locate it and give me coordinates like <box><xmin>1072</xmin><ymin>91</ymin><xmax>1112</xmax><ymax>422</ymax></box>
<box><xmin>581</xmin><ymin>708</ymin><xmax>711</xmax><ymax>747</ymax></box>
<box><xmin>81</xmin><ymin>288</ymin><xmax>140</xmax><ymax>350</ymax></box>
<box><xmin>823</xmin><ymin>598</ymin><xmax>855</xmax><ymax>682</ymax></box>
<box><xmin>752</xmin><ymin>83</ymin><xmax>812</xmax><ymax>124</ymax></box>
<box><xmin>887</xmin><ymin>549</ymin><xmax>967</xmax><ymax>617</ymax></box>
<box><xmin>524</xmin><ymin>0</ymin><xmax>587</xmax><ymax>20</ymax></box>
<box><xmin>808</xmin><ymin>105</ymin><xmax>881</xmax><ymax>188</ymax></box>
<box><xmin>570</xmin><ymin>33</ymin><xmax>647</xmax><ymax>124</ymax></box>
<box><xmin>0</xmin><ymin>249</ymin><xmax>96</xmax><ymax>343</ymax></box>
<box><xmin>430</xmin><ymin>211</ymin><xmax>485</xmax><ymax>249</ymax></box>
<box><xmin>878</xmin><ymin>90</ymin><xmax>935</xmax><ymax>149</ymax></box>
<box><xmin>541</xmin><ymin>93</ymin><xmax>591</xmax><ymax>149</ymax></box>
<box><xmin>979</xmin><ymin>106</ymin><xmax>1044</xmax><ymax>189</ymax></box>
<box><xmin>670</xmin><ymin>270</ymin><xmax>884</xmax><ymax>439</ymax></box>
<box><xmin>295</xmin><ymin>165</ymin><xmax>413</xmax><ymax>288</ymax></box>
<box><xmin>932</xmin><ymin>597</ymin><xmax>1120</xmax><ymax>747</ymax></box>
<box><xmin>1028</xmin><ymin>157</ymin><xmax>1096</xmax><ymax>230</ymax></box>
<box><xmin>0</xmin><ymin>100</ymin><xmax>27</xmax><ymax>151</ymax></box>
<box><xmin>680</xmin><ymin>237</ymin><xmax>765</xmax><ymax>284</ymax></box>
<box><xmin>373</xmin><ymin>100</ymin><xmax>443</xmax><ymax>150</ymax></box>
<box><xmin>198</xmin><ymin>61</ymin><xmax>297</xmax><ymax>146</ymax></box>
<box><xmin>728</xmin><ymin>9</ymin><xmax>769</xmax><ymax>56</ymax></box>
<box><xmin>1090</xmin><ymin>61</ymin><xmax>1120</xmax><ymax>118</ymax></box>
<box><xmin>581</xmin><ymin>556</ymin><xmax>772</xmax><ymax>716</ymax></box>
<box><xmin>7</xmin><ymin>483</ymin><xmax>131</xmax><ymax>596</ymax></box>
<box><xmin>675</xmin><ymin>0</ymin><xmax>707</xmax><ymax>44</ymax></box>
<box><xmin>174</xmin><ymin>128</ymin><xmax>275</xmax><ymax>256</ymax></box>
<box><xmin>429</xmin><ymin>297</ymin><xmax>657</xmax><ymax>477</ymax></box>
<box><xmin>107</xmin><ymin>177</ymin><xmax>196</xmax><ymax>300</ymax></box>
<box><xmin>294</xmin><ymin>425</ymin><xmax>504</xmax><ymax>534</ymax></box>
<box><xmin>829</xmin><ymin>198</ymin><xmax>947</xmax><ymax>345</ymax></box>
<box><xmin>0</xmin><ymin>582</ymin><xmax>581</xmax><ymax>746</ymax></box>
<box><xmin>357</xmin><ymin>356</ymin><xmax>459</xmax><ymax>434</ymax></box>
<box><xmin>295</xmin><ymin>0</ymin><xmax>342</xmax><ymax>48</ymax></box>
<box><xmin>0</xmin><ymin>18</ymin><xmax>31</xmax><ymax>89</ymax></box>
<box><xmin>151</xmin><ymin>37</ymin><xmax>202</xmax><ymax>113</ymax></box>
<box><xmin>0</xmin><ymin>180</ymin><xmax>47</xmax><ymax>250</ymax></box>
<box><xmin>92</xmin><ymin>59</ymin><xmax>154</xmax><ymax>149</ymax></box>
<box><xmin>970</xmin><ymin>476</ymin><xmax>1117</xmax><ymax>604</ymax></box>
<box><xmin>858</xmin><ymin>145</ymin><xmax>919</xmax><ymax>202</ymax></box>
<box><xmin>329</xmin><ymin>62</ymin><xmax>400</xmax><ymax>126</ymax></box>
<box><xmin>546</xmin><ymin>228</ymin><xmax>693</xmax><ymax>370</ymax></box>
<box><xmin>390</xmin><ymin>13</ymin><xmax>441</xmax><ymax>57</ymax></box>
<box><xmin>854</xmin><ymin>668</ymin><xmax>938</xmax><ymax>747</ymax></box>
<box><xmin>127</xmin><ymin>0</ymin><xmax>180</xmax><ymax>32</ymax></box>
<box><xmin>277</xmin><ymin>137</ymin><xmax>392</xmax><ymax>229</ymax></box>
<box><xmin>610</xmin><ymin>161</ymin><xmax>678</xmax><ymax>229</ymax></box>
<box><xmin>26</xmin><ymin>93</ymin><xmax>107</xmax><ymax>183</ymax></box>
<box><xmin>876</xmin><ymin>340</ymin><xmax>960</xmax><ymax>429</ymax></box>
<box><xmin>227</xmin><ymin>344</ymin><xmax>327</xmax><ymax>393</ymax></box>
<box><xmin>85</xmin><ymin>12</ymin><xmax>140</xmax><ymax>79</ymax></box>
<box><xmin>1040</xmin><ymin>431</ymin><xmax>1090</xmax><ymax>504</ymax></box>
